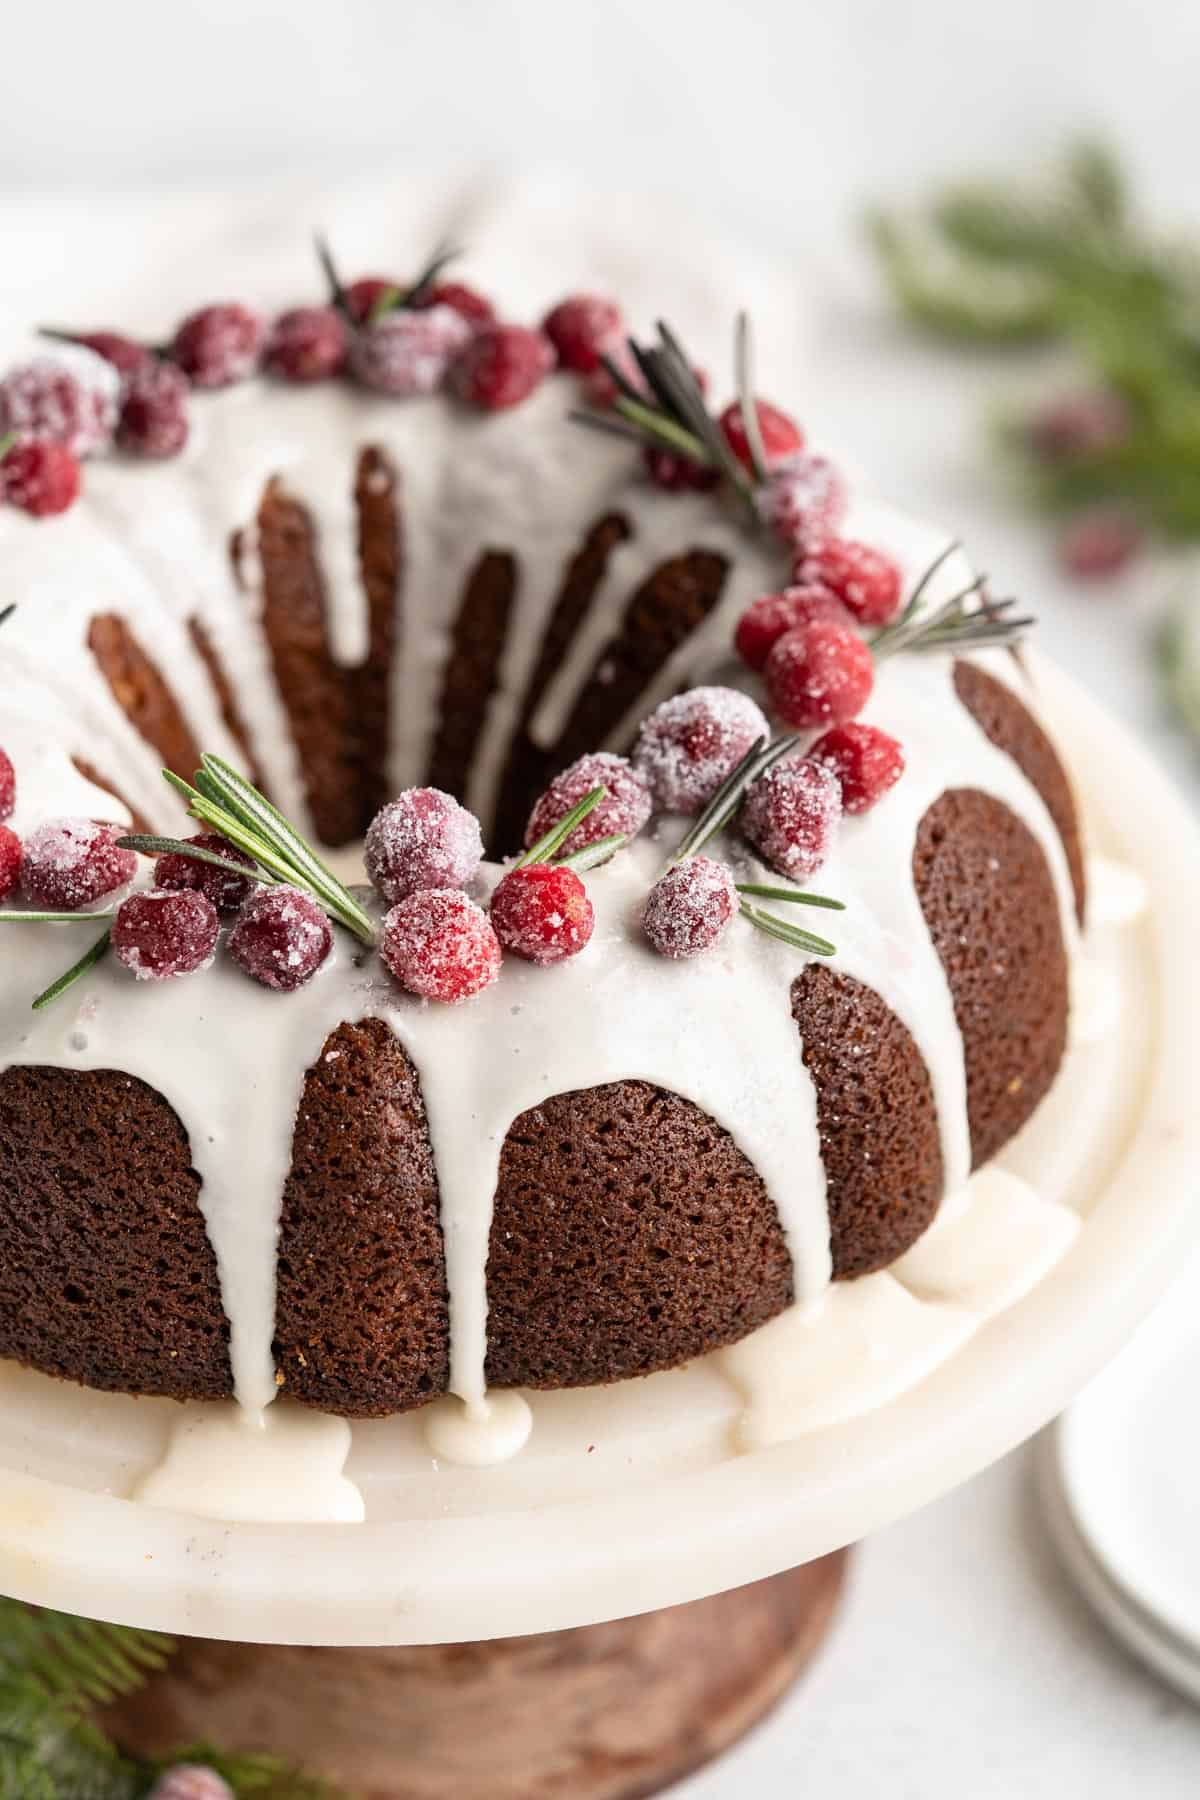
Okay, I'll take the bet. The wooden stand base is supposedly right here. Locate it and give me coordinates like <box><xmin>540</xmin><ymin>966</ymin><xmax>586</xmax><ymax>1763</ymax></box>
<box><xmin>105</xmin><ymin>1553</ymin><xmax>849</xmax><ymax>1799</ymax></box>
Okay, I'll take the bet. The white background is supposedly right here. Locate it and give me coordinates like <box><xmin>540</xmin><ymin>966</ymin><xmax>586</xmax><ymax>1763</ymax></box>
<box><xmin>5</xmin><ymin>2</ymin><xmax>1200</xmax><ymax>1792</ymax></box>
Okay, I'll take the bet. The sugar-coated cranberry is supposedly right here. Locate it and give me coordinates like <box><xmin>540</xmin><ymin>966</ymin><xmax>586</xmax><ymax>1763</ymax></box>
<box><xmin>643</xmin><ymin>446</ymin><xmax>720</xmax><ymax>492</ymax></box>
<box><xmin>0</xmin><ymin>825</ymin><xmax>22</xmax><ymax>900</ymax></box>
<box><xmin>741</xmin><ymin>758</ymin><xmax>842</xmax><ymax>880</ymax></box>
<box><xmin>633</xmin><ymin>686</ymin><xmax>769</xmax><ymax>813</ymax></box>
<box><xmin>146</xmin><ymin>1766</ymin><xmax>234</xmax><ymax>1800</ymax></box>
<box><xmin>116</xmin><ymin>362</ymin><xmax>190</xmax><ymax>458</ymax></box>
<box><xmin>757</xmin><ymin>452</ymin><xmax>848</xmax><ymax>553</ymax></box>
<box><xmin>764</xmin><ymin>617</ymin><xmax>874</xmax><ymax>729</ymax></box>
<box><xmin>1057</xmin><ymin>506</ymin><xmax>1143</xmax><ymax>580</ymax></box>
<box><xmin>350</xmin><ymin>305</ymin><xmax>475</xmax><ymax>397</ymax></box>
<box><xmin>524</xmin><ymin>752</ymin><xmax>652</xmax><ymax>857</ymax></box>
<box><xmin>542</xmin><ymin>294</ymin><xmax>625</xmax><ymax>374</ymax></box>
<box><xmin>154</xmin><ymin>831</ymin><xmax>256</xmax><ymax>912</ymax></box>
<box><xmin>0</xmin><ymin>352</ymin><xmax>117</xmax><ymax>457</ymax></box>
<box><xmin>809</xmin><ymin>723</ymin><xmax>905</xmax><ymax>814</ymax></box>
<box><xmin>54</xmin><ymin>331</ymin><xmax>154</xmax><ymax>382</ymax></box>
<box><xmin>584</xmin><ymin>342</ymin><xmax>643</xmax><ymax>409</ymax></box>
<box><xmin>1029</xmin><ymin>390</ymin><xmax>1131</xmax><ymax>464</ymax></box>
<box><xmin>365</xmin><ymin>788</ymin><xmax>484</xmax><ymax>905</ymax></box>
<box><xmin>718</xmin><ymin>399</ymin><xmax>804</xmax><ymax>471</ymax></box>
<box><xmin>417</xmin><ymin>281</ymin><xmax>495</xmax><ymax>328</ymax></box>
<box><xmin>21</xmin><ymin>818</ymin><xmax>137</xmax><ymax>910</ymax></box>
<box><xmin>797</xmin><ymin>538</ymin><xmax>902</xmax><ymax>627</ymax></box>
<box><xmin>264</xmin><ymin>305</ymin><xmax>348</xmax><ymax>383</ymax></box>
<box><xmin>0</xmin><ymin>440</ymin><xmax>82</xmax><ymax>516</ymax></box>
<box><xmin>344</xmin><ymin>276</ymin><xmax>401</xmax><ymax>324</ymax></box>
<box><xmin>642</xmin><ymin>857</ymin><xmax>738</xmax><ymax>959</ymax></box>
<box><xmin>229</xmin><ymin>885</ymin><xmax>333</xmax><ymax>991</ymax></box>
<box><xmin>381</xmin><ymin>888</ymin><xmax>502</xmax><ymax>1003</ymax></box>
<box><xmin>112</xmin><ymin>887</ymin><xmax>219</xmax><ymax>981</ymax></box>
<box><xmin>172</xmin><ymin>304</ymin><xmax>265</xmax><ymax>388</ymax></box>
<box><xmin>0</xmin><ymin>748</ymin><xmax>13</xmax><ymax>821</ymax></box>
<box><xmin>490</xmin><ymin>863</ymin><xmax>594</xmax><ymax>965</ymax></box>
<box><xmin>450</xmin><ymin>324</ymin><xmax>554</xmax><ymax>411</ymax></box>
<box><xmin>734</xmin><ymin>585</ymin><xmax>851</xmax><ymax>673</ymax></box>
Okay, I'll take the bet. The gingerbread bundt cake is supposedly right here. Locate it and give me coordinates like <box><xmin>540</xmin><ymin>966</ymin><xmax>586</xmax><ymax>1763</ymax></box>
<box><xmin>0</xmin><ymin>259</ymin><xmax>1083</xmax><ymax>1453</ymax></box>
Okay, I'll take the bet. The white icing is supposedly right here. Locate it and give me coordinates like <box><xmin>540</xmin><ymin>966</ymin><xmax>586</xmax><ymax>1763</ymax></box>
<box><xmin>1087</xmin><ymin>854</ymin><xmax>1148</xmax><ymax>927</ymax></box>
<box><xmin>135</xmin><ymin>1402</ymin><xmax>363</xmax><ymax>1523</ymax></box>
<box><xmin>423</xmin><ymin>1391</ymin><xmax>533</xmax><ymax>1467</ymax></box>
<box><xmin>892</xmin><ymin>1166</ymin><xmax>1080</xmax><ymax>1314</ymax></box>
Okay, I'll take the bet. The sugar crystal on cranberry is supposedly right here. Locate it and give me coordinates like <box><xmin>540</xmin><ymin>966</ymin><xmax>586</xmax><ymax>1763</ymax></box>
<box><xmin>542</xmin><ymin>294</ymin><xmax>624</xmax><ymax>374</ymax></box>
<box><xmin>381</xmin><ymin>888</ymin><xmax>502</xmax><ymax>1004</ymax></box>
<box><xmin>490</xmin><ymin>863</ymin><xmax>594</xmax><ymax>965</ymax></box>
<box><xmin>21</xmin><ymin>818</ymin><xmax>137</xmax><ymax>910</ymax></box>
<box><xmin>350</xmin><ymin>305</ymin><xmax>474</xmax><ymax>397</ymax></box>
<box><xmin>229</xmin><ymin>885</ymin><xmax>332</xmax><ymax>991</ymax></box>
<box><xmin>741</xmin><ymin>759</ymin><xmax>841</xmax><ymax>880</ymax></box>
<box><xmin>450</xmin><ymin>324</ymin><xmax>554</xmax><ymax>411</ymax></box>
<box><xmin>116</xmin><ymin>361</ymin><xmax>190</xmax><ymax>458</ymax></box>
<box><xmin>524</xmin><ymin>753</ymin><xmax>652</xmax><ymax>857</ymax></box>
<box><xmin>155</xmin><ymin>832</ymin><xmax>256</xmax><ymax>912</ymax></box>
<box><xmin>365</xmin><ymin>788</ymin><xmax>483</xmax><ymax>905</ymax></box>
<box><xmin>796</xmin><ymin>538</ymin><xmax>902</xmax><ymax>627</ymax></box>
<box><xmin>810</xmin><ymin>723</ymin><xmax>905</xmax><ymax>814</ymax></box>
<box><xmin>757</xmin><ymin>451</ymin><xmax>848</xmax><ymax>553</ymax></box>
<box><xmin>734</xmin><ymin>585</ymin><xmax>851</xmax><ymax>673</ymax></box>
<box><xmin>764</xmin><ymin>616</ymin><xmax>874</xmax><ymax>729</ymax></box>
<box><xmin>54</xmin><ymin>330</ymin><xmax>153</xmax><ymax>382</ymax></box>
<box><xmin>0</xmin><ymin>826</ymin><xmax>21</xmax><ymax>900</ymax></box>
<box><xmin>172</xmin><ymin>303</ymin><xmax>265</xmax><ymax>388</ymax></box>
<box><xmin>718</xmin><ymin>398</ymin><xmax>804</xmax><ymax>471</ymax></box>
<box><xmin>642</xmin><ymin>857</ymin><xmax>738</xmax><ymax>959</ymax></box>
<box><xmin>633</xmin><ymin>686</ymin><xmax>769</xmax><ymax>813</ymax></box>
<box><xmin>113</xmin><ymin>887</ymin><xmax>219</xmax><ymax>981</ymax></box>
<box><xmin>264</xmin><ymin>305</ymin><xmax>347</xmax><ymax>383</ymax></box>
<box><xmin>0</xmin><ymin>749</ymin><xmax>14</xmax><ymax>822</ymax></box>
<box><xmin>0</xmin><ymin>349</ymin><xmax>117</xmax><ymax>457</ymax></box>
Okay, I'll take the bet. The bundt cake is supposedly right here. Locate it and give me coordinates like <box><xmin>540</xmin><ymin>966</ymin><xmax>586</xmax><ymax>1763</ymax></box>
<box><xmin>0</xmin><ymin>257</ymin><xmax>1084</xmax><ymax>1467</ymax></box>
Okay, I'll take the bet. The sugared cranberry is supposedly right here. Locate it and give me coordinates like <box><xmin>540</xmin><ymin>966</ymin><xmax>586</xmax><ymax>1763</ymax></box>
<box><xmin>0</xmin><ymin>352</ymin><xmax>117</xmax><ymax>457</ymax></box>
<box><xmin>48</xmin><ymin>331</ymin><xmax>153</xmax><ymax>382</ymax></box>
<box><xmin>1057</xmin><ymin>506</ymin><xmax>1143</xmax><ymax>580</ymax></box>
<box><xmin>642</xmin><ymin>857</ymin><xmax>738</xmax><ymax>959</ymax></box>
<box><xmin>112</xmin><ymin>887</ymin><xmax>219</xmax><ymax>981</ymax></box>
<box><xmin>450</xmin><ymin>324</ymin><xmax>554</xmax><ymax>411</ymax></box>
<box><xmin>116</xmin><ymin>362</ymin><xmax>190</xmax><ymax>458</ymax></box>
<box><xmin>0</xmin><ymin>748</ymin><xmax>13</xmax><ymax>821</ymax></box>
<box><xmin>741</xmin><ymin>759</ymin><xmax>842</xmax><ymax>880</ymax></box>
<box><xmin>21</xmin><ymin>818</ymin><xmax>137</xmax><ymax>910</ymax></box>
<box><xmin>643</xmin><ymin>447</ymin><xmax>720</xmax><ymax>492</ymax></box>
<box><xmin>365</xmin><ymin>788</ymin><xmax>483</xmax><ymax>904</ymax></box>
<box><xmin>734</xmin><ymin>585</ymin><xmax>851</xmax><ymax>673</ymax></box>
<box><xmin>264</xmin><ymin>306</ymin><xmax>347</xmax><ymax>383</ymax></box>
<box><xmin>490</xmin><ymin>863</ymin><xmax>594</xmax><ymax>965</ymax></box>
<box><xmin>154</xmin><ymin>832</ymin><xmax>256</xmax><ymax>912</ymax></box>
<box><xmin>584</xmin><ymin>343</ymin><xmax>643</xmax><ymax>409</ymax></box>
<box><xmin>418</xmin><ymin>281</ymin><xmax>495</xmax><ymax>328</ymax></box>
<box><xmin>229</xmin><ymin>885</ymin><xmax>332</xmax><ymax>991</ymax></box>
<box><xmin>1029</xmin><ymin>390</ymin><xmax>1131</xmax><ymax>464</ymax></box>
<box><xmin>344</xmin><ymin>276</ymin><xmax>401</xmax><ymax>325</ymax></box>
<box><xmin>0</xmin><ymin>826</ymin><xmax>21</xmax><ymax>900</ymax></box>
<box><xmin>810</xmin><ymin>723</ymin><xmax>905</xmax><ymax>814</ymax></box>
<box><xmin>797</xmin><ymin>538</ymin><xmax>902</xmax><ymax>627</ymax></box>
<box><xmin>0</xmin><ymin>440</ymin><xmax>82</xmax><ymax>516</ymax></box>
<box><xmin>718</xmin><ymin>399</ymin><xmax>804</xmax><ymax>471</ymax></box>
<box><xmin>172</xmin><ymin>304</ymin><xmax>265</xmax><ymax>388</ymax></box>
<box><xmin>764</xmin><ymin>617</ymin><xmax>874</xmax><ymax>729</ymax></box>
<box><xmin>524</xmin><ymin>752</ymin><xmax>652</xmax><ymax>857</ymax></box>
<box><xmin>757</xmin><ymin>452</ymin><xmax>848</xmax><ymax>553</ymax></box>
<box><xmin>633</xmin><ymin>686</ymin><xmax>769</xmax><ymax>813</ymax></box>
<box><xmin>542</xmin><ymin>295</ymin><xmax>624</xmax><ymax>374</ymax></box>
<box><xmin>146</xmin><ymin>1765</ymin><xmax>234</xmax><ymax>1800</ymax></box>
<box><xmin>381</xmin><ymin>888</ymin><xmax>502</xmax><ymax>1004</ymax></box>
<box><xmin>350</xmin><ymin>305</ymin><xmax>475</xmax><ymax>397</ymax></box>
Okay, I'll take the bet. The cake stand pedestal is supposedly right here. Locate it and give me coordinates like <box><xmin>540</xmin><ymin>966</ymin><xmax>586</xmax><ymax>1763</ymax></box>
<box><xmin>104</xmin><ymin>1555</ymin><xmax>849</xmax><ymax>1799</ymax></box>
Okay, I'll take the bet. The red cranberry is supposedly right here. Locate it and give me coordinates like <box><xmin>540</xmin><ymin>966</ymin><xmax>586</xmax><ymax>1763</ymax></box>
<box><xmin>344</xmin><ymin>276</ymin><xmax>401</xmax><ymax>324</ymax></box>
<box><xmin>154</xmin><ymin>832</ymin><xmax>256</xmax><ymax>912</ymax></box>
<box><xmin>52</xmin><ymin>331</ymin><xmax>153</xmax><ymax>382</ymax></box>
<box><xmin>116</xmin><ymin>362</ymin><xmax>190</xmax><ymax>458</ymax></box>
<box><xmin>0</xmin><ymin>748</ymin><xmax>13</xmax><ymax>821</ymax></box>
<box><xmin>229</xmin><ymin>885</ymin><xmax>332</xmax><ymax>991</ymax></box>
<box><xmin>764</xmin><ymin>617</ymin><xmax>874</xmax><ymax>729</ymax></box>
<box><xmin>643</xmin><ymin>446</ymin><xmax>720</xmax><ymax>492</ymax></box>
<box><xmin>0</xmin><ymin>353</ymin><xmax>116</xmax><ymax>457</ymax></box>
<box><xmin>112</xmin><ymin>887</ymin><xmax>219</xmax><ymax>981</ymax></box>
<box><xmin>584</xmin><ymin>343</ymin><xmax>643</xmax><ymax>409</ymax></box>
<box><xmin>172</xmin><ymin>304</ymin><xmax>265</xmax><ymax>388</ymax></box>
<box><xmin>798</xmin><ymin>538</ymin><xmax>902</xmax><ymax>627</ymax></box>
<box><xmin>21</xmin><ymin>818</ymin><xmax>137</xmax><ymax>910</ymax></box>
<box><xmin>734</xmin><ymin>585</ymin><xmax>851</xmax><ymax>673</ymax></box>
<box><xmin>1</xmin><ymin>440</ymin><xmax>82</xmax><ymax>516</ymax></box>
<box><xmin>758</xmin><ymin>452</ymin><xmax>848</xmax><ymax>553</ymax></box>
<box><xmin>633</xmin><ymin>686</ymin><xmax>769</xmax><ymax>813</ymax></box>
<box><xmin>524</xmin><ymin>753</ymin><xmax>652</xmax><ymax>857</ymax></box>
<box><xmin>146</xmin><ymin>1764</ymin><xmax>234</xmax><ymax>1800</ymax></box>
<box><xmin>490</xmin><ymin>863</ymin><xmax>595</xmax><ymax>965</ymax></box>
<box><xmin>0</xmin><ymin>825</ymin><xmax>21</xmax><ymax>900</ymax></box>
<box><xmin>1029</xmin><ymin>390</ymin><xmax>1131</xmax><ymax>464</ymax></box>
<box><xmin>542</xmin><ymin>295</ymin><xmax>624</xmax><ymax>374</ymax></box>
<box><xmin>809</xmin><ymin>723</ymin><xmax>905</xmax><ymax>814</ymax></box>
<box><xmin>1057</xmin><ymin>506</ymin><xmax>1143</xmax><ymax>580</ymax></box>
<box><xmin>365</xmin><ymin>788</ymin><xmax>483</xmax><ymax>904</ymax></box>
<box><xmin>450</xmin><ymin>325</ymin><xmax>554</xmax><ymax>411</ymax></box>
<box><xmin>718</xmin><ymin>399</ymin><xmax>804</xmax><ymax>471</ymax></box>
<box><xmin>741</xmin><ymin>759</ymin><xmax>842</xmax><ymax>880</ymax></box>
<box><xmin>350</xmin><ymin>305</ymin><xmax>474</xmax><ymax>397</ymax></box>
<box><xmin>418</xmin><ymin>281</ymin><xmax>495</xmax><ymax>328</ymax></box>
<box><xmin>264</xmin><ymin>306</ymin><xmax>347</xmax><ymax>383</ymax></box>
<box><xmin>381</xmin><ymin>888</ymin><xmax>502</xmax><ymax>1003</ymax></box>
<box><xmin>642</xmin><ymin>857</ymin><xmax>738</xmax><ymax>959</ymax></box>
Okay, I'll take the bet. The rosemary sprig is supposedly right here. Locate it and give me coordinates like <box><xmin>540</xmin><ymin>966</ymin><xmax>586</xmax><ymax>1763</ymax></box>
<box><xmin>669</xmin><ymin>734</ymin><xmax>801</xmax><ymax>866</ymax></box>
<box><xmin>0</xmin><ymin>431</ymin><xmax>14</xmax><ymax>461</ymax></box>
<box><xmin>735</xmin><ymin>884</ymin><xmax>845</xmax><ymax>910</ymax></box>
<box><xmin>316</xmin><ymin>234</ymin><xmax>461</xmax><ymax>325</ymax></box>
<box><xmin>116</xmin><ymin>832</ymin><xmax>270</xmax><ymax>888</ymax></box>
<box><xmin>556</xmin><ymin>832</ymin><xmax>628</xmax><ymax>872</ymax></box>
<box><xmin>872</xmin><ymin>578</ymin><xmax>1034</xmax><ymax>660</ymax></box>
<box><xmin>32</xmin><ymin>929</ymin><xmax>111</xmax><ymax>1011</ymax></box>
<box><xmin>0</xmin><ymin>910</ymin><xmax>114</xmax><ymax>923</ymax></box>
<box><xmin>0</xmin><ymin>603</ymin><xmax>16</xmax><ymax>629</ymax></box>
<box><xmin>516</xmin><ymin>786</ymin><xmax>606</xmax><ymax>867</ymax></box>
<box><xmin>737</xmin><ymin>899</ymin><xmax>837</xmax><ymax>958</ymax></box>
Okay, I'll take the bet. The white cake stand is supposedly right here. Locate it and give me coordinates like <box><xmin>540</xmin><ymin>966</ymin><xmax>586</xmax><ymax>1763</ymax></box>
<box><xmin>0</xmin><ymin>657</ymin><xmax>1194</xmax><ymax>1660</ymax></box>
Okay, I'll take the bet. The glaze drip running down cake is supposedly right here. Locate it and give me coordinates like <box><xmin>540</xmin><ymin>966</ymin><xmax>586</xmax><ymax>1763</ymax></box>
<box><xmin>0</xmin><ymin>246</ymin><xmax>1088</xmax><ymax>1491</ymax></box>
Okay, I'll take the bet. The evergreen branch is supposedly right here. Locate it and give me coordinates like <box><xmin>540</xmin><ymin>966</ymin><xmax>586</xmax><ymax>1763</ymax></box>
<box><xmin>516</xmin><ymin>786</ymin><xmax>606</xmax><ymax>867</ymax></box>
<box><xmin>31</xmin><ymin>929</ymin><xmax>112</xmax><ymax>1011</ymax></box>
